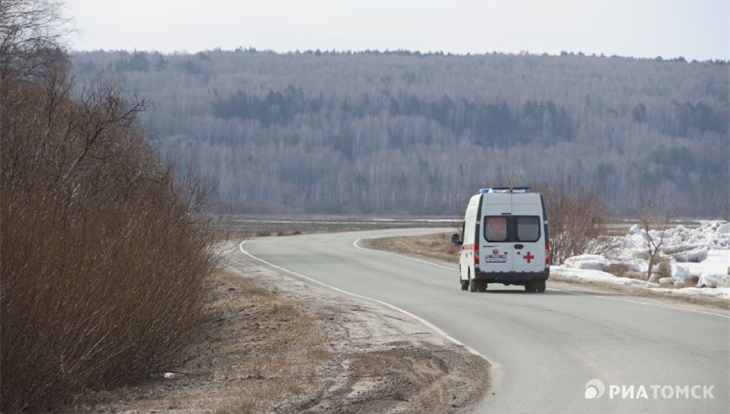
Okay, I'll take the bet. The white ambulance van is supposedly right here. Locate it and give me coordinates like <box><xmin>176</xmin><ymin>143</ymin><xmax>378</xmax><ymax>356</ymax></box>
<box><xmin>452</xmin><ymin>186</ymin><xmax>550</xmax><ymax>293</ymax></box>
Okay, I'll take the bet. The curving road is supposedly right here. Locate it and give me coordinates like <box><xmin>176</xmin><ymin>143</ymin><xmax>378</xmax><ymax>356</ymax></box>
<box><xmin>238</xmin><ymin>228</ymin><xmax>730</xmax><ymax>414</ymax></box>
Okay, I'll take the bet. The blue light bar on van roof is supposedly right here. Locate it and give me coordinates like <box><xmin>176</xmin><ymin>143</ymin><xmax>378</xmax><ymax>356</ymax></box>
<box><xmin>479</xmin><ymin>186</ymin><xmax>532</xmax><ymax>194</ymax></box>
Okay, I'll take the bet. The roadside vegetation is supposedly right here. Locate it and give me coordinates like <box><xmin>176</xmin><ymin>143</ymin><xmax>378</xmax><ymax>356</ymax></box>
<box><xmin>68</xmin><ymin>270</ymin><xmax>330</xmax><ymax>414</ymax></box>
<box><xmin>1</xmin><ymin>1</ymin><xmax>216</xmax><ymax>412</ymax></box>
<box><xmin>537</xmin><ymin>182</ymin><xmax>610</xmax><ymax>265</ymax></box>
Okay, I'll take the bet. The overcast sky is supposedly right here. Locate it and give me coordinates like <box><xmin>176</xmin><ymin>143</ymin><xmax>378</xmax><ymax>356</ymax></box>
<box><xmin>64</xmin><ymin>0</ymin><xmax>729</xmax><ymax>61</ymax></box>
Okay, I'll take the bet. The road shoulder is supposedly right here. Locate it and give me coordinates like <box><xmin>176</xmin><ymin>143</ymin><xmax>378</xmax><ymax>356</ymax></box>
<box><xmin>67</xmin><ymin>242</ymin><xmax>490</xmax><ymax>414</ymax></box>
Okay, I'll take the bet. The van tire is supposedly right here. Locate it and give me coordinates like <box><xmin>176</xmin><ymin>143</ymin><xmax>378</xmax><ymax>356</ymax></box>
<box><xmin>525</xmin><ymin>281</ymin><xmax>546</xmax><ymax>293</ymax></box>
<box><xmin>460</xmin><ymin>266</ymin><xmax>469</xmax><ymax>290</ymax></box>
<box><xmin>468</xmin><ymin>271</ymin><xmax>479</xmax><ymax>293</ymax></box>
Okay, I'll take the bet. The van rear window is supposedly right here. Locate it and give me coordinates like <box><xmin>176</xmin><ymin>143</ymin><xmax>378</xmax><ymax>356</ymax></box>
<box><xmin>516</xmin><ymin>216</ymin><xmax>540</xmax><ymax>242</ymax></box>
<box><xmin>485</xmin><ymin>217</ymin><xmax>508</xmax><ymax>241</ymax></box>
<box><xmin>484</xmin><ymin>216</ymin><xmax>541</xmax><ymax>242</ymax></box>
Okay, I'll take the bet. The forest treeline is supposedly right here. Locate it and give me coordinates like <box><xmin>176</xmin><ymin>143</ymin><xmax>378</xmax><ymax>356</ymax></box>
<box><xmin>71</xmin><ymin>49</ymin><xmax>729</xmax><ymax>216</ymax></box>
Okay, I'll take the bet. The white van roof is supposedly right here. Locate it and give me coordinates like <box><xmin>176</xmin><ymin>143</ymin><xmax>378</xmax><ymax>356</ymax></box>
<box><xmin>479</xmin><ymin>186</ymin><xmax>531</xmax><ymax>194</ymax></box>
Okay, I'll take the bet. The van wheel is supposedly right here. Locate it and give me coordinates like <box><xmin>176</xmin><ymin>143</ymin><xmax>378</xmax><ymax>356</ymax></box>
<box><xmin>468</xmin><ymin>273</ymin><xmax>479</xmax><ymax>293</ymax></box>
<box><xmin>525</xmin><ymin>281</ymin><xmax>546</xmax><ymax>293</ymax></box>
<box><xmin>478</xmin><ymin>283</ymin><xmax>488</xmax><ymax>292</ymax></box>
<box><xmin>460</xmin><ymin>280</ymin><xmax>469</xmax><ymax>291</ymax></box>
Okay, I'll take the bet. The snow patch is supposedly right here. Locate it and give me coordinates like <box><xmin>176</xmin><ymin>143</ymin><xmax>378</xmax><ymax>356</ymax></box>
<box><xmin>556</xmin><ymin>220</ymin><xmax>730</xmax><ymax>297</ymax></box>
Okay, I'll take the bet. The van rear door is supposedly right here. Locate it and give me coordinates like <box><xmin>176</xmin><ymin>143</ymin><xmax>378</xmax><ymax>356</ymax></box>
<box><xmin>510</xmin><ymin>215</ymin><xmax>545</xmax><ymax>273</ymax></box>
<box><xmin>510</xmin><ymin>195</ymin><xmax>546</xmax><ymax>274</ymax></box>
<box><xmin>479</xmin><ymin>193</ymin><xmax>512</xmax><ymax>273</ymax></box>
<box><xmin>482</xmin><ymin>215</ymin><xmax>544</xmax><ymax>273</ymax></box>
<box><xmin>482</xmin><ymin>215</ymin><xmax>512</xmax><ymax>272</ymax></box>
<box><xmin>479</xmin><ymin>192</ymin><xmax>546</xmax><ymax>274</ymax></box>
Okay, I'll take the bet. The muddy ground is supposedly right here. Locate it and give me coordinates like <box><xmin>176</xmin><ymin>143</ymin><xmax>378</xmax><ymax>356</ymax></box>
<box><xmin>67</xmin><ymin>239</ymin><xmax>490</xmax><ymax>414</ymax></box>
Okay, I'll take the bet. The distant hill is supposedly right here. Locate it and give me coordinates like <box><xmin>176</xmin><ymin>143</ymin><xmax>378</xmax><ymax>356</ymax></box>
<box><xmin>71</xmin><ymin>50</ymin><xmax>729</xmax><ymax>216</ymax></box>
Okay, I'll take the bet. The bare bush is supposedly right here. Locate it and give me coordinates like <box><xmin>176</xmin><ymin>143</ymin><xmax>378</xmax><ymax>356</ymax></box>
<box><xmin>637</xmin><ymin>192</ymin><xmax>672</xmax><ymax>281</ymax></box>
<box><xmin>648</xmin><ymin>259</ymin><xmax>672</xmax><ymax>283</ymax></box>
<box><xmin>1</xmin><ymin>78</ymin><xmax>216</xmax><ymax>412</ymax></box>
<box><xmin>0</xmin><ymin>0</ymin><xmax>71</xmax><ymax>81</ymax></box>
<box><xmin>536</xmin><ymin>181</ymin><xmax>608</xmax><ymax>265</ymax></box>
<box><xmin>684</xmin><ymin>275</ymin><xmax>700</xmax><ymax>288</ymax></box>
<box><xmin>604</xmin><ymin>263</ymin><xmax>633</xmax><ymax>278</ymax></box>
<box><xmin>1</xmin><ymin>5</ymin><xmax>216</xmax><ymax>411</ymax></box>
<box><xmin>655</xmin><ymin>259</ymin><xmax>672</xmax><ymax>280</ymax></box>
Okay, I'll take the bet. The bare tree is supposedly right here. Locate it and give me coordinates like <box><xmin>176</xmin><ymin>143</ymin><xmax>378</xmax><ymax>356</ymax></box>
<box><xmin>638</xmin><ymin>192</ymin><xmax>672</xmax><ymax>281</ymax></box>
<box><xmin>538</xmin><ymin>181</ymin><xmax>608</xmax><ymax>265</ymax></box>
<box><xmin>0</xmin><ymin>0</ymin><xmax>71</xmax><ymax>81</ymax></box>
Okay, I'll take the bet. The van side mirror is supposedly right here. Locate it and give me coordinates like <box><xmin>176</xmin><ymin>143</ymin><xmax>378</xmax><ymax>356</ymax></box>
<box><xmin>451</xmin><ymin>234</ymin><xmax>462</xmax><ymax>246</ymax></box>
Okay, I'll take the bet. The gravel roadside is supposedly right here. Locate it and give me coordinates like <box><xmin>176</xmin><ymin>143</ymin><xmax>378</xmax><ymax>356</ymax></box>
<box><xmin>66</xmin><ymin>240</ymin><xmax>490</xmax><ymax>414</ymax></box>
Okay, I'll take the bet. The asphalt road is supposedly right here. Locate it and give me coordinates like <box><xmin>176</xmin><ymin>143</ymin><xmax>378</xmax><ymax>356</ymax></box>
<box><xmin>238</xmin><ymin>228</ymin><xmax>730</xmax><ymax>414</ymax></box>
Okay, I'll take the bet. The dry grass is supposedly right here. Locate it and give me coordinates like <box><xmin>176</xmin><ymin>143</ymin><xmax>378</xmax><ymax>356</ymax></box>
<box><xmin>684</xmin><ymin>275</ymin><xmax>701</xmax><ymax>288</ymax></box>
<box><xmin>603</xmin><ymin>263</ymin><xmax>648</xmax><ymax>281</ymax></box>
<box><xmin>604</xmin><ymin>263</ymin><xmax>634</xmax><ymax>278</ymax></box>
<box><xmin>363</xmin><ymin>232</ymin><xmax>461</xmax><ymax>263</ymax></box>
<box><xmin>67</xmin><ymin>270</ymin><xmax>331</xmax><ymax>414</ymax></box>
<box><xmin>650</xmin><ymin>259</ymin><xmax>673</xmax><ymax>283</ymax></box>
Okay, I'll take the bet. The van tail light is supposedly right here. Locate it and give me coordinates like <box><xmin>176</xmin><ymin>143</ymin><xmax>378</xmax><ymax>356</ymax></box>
<box><xmin>474</xmin><ymin>244</ymin><xmax>480</xmax><ymax>266</ymax></box>
<box><xmin>545</xmin><ymin>242</ymin><xmax>551</xmax><ymax>266</ymax></box>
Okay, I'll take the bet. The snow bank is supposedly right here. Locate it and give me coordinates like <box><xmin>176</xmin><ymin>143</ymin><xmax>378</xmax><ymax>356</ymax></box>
<box><xmin>654</xmin><ymin>287</ymin><xmax>730</xmax><ymax>300</ymax></box>
<box><xmin>556</xmin><ymin>267</ymin><xmax>658</xmax><ymax>288</ymax></box>
<box><xmin>556</xmin><ymin>220</ymin><xmax>730</xmax><ymax>298</ymax></box>
<box><xmin>563</xmin><ymin>255</ymin><xmax>610</xmax><ymax>271</ymax></box>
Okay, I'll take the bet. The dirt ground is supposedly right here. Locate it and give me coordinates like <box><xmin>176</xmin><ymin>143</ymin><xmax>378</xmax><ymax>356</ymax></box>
<box><xmin>66</xmin><ymin>240</ymin><xmax>490</xmax><ymax>414</ymax></box>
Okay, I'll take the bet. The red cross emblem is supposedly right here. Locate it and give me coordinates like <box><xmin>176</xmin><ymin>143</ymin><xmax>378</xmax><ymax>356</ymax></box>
<box><xmin>523</xmin><ymin>252</ymin><xmax>535</xmax><ymax>263</ymax></box>
<box><xmin>493</xmin><ymin>249</ymin><xmax>499</xmax><ymax>255</ymax></box>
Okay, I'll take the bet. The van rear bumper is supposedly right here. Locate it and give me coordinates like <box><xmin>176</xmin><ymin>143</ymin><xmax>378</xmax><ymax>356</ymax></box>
<box><xmin>475</xmin><ymin>269</ymin><xmax>550</xmax><ymax>285</ymax></box>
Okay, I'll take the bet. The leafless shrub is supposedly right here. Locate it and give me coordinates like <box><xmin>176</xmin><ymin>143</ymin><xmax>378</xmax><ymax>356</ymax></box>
<box><xmin>623</xmin><ymin>271</ymin><xmax>649</xmax><ymax>281</ymax></box>
<box><xmin>0</xmin><ymin>0</ymin><xmax>72</xmax><ymax>81</ymax></box>
<box><xmin>604</xmin><ymin>263</ymin><xmax>633</xmax><ymax>278</ymax></box>
<box><xmin>684</xmin><ymin>275</ymin><xmax>700</xmax><ymax>288</ymax></box>
<box><xmin>601</xmin><ymin>263</ymin><xmax>649</xmax><ymax>281</ymax></box>
<box><xmin>536</xmin><ymin>180</ymin><xmax>609</xmax><ymax>265</ymax></box>
<box><xmin>0</xmin><ymin>7</ymin><xmax>217</xmax><ymax>410</ymax></box>
<box><xmin>654</xmin><ymin>259</ymin><xmax>672</xmax><ymax>280</ymax></box>
<box><xmin>585</xmin><ymin>235</ymin><xmax>621</xmax><ymax>256</ymax></box>
<box><xmin>637</xmin><ymin>191</ymin><xmax>672</xmax><ymax>281</ymax></box>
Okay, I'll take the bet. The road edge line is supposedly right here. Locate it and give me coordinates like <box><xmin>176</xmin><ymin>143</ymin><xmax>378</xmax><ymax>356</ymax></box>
<box><xmin>354</xmin><ymin>237</ymin><xmax>730</xmax><ymax>320</ymax></box>
<box><xmin>353</xmin><ymin>237</ymin><xmax>458</xmax><ymax>272</ymax></box>
<box><xmin>239</xmin><ymin>240</ymin><xmax>488</xmax><ymax>360</ymax></box>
